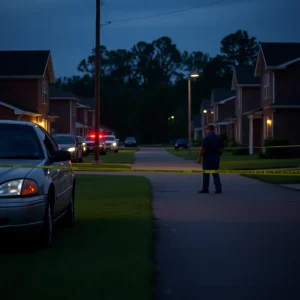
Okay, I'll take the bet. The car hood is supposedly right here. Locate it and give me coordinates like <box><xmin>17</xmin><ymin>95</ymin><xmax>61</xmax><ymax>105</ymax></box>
<box><xmin>58</xmin><ymin>144</ymin><xmax>75</xmax><ymax>150</ymax></box>
<box><xmin>0</xmin><ymin>159</ymin><xmax>42</xmax><ymax>183</ymax></box>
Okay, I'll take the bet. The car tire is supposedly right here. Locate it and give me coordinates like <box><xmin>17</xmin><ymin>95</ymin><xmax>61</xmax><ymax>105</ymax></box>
<box><xmin>39</xmin><ymin>201</ymin><xmax>54</xmax><ymax>248</ymax></box>
<box><xmin>64</xmin><ymin>192</ymin><xmax>75</xmax><ymax>228</ymax></box>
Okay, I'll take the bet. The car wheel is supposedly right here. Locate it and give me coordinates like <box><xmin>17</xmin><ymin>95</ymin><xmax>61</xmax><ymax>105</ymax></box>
<box><xmin>64</xmin><ymin>193</ymin><xmax>75</xmax><ymax>228</ymax></box>
<box><xmin>39</xmin><ymin>201</ymin><xmax>53</xmax><ymax>248</ymax></box>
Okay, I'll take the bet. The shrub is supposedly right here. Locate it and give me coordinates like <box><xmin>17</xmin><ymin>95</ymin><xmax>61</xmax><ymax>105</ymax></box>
<box><xmin>227</xmin><ymin>139</ymin><xmax>238</xmax><ymax>149</ymax></box>
<box><xmin>264</xmin><ymin>138</ymin><xmax>289</xmax><ymax>159</ymax></box>
<box><xmin>232</xmin><ymin>144</ymin><xmax>249</xmax><ymax>155</ymax></box>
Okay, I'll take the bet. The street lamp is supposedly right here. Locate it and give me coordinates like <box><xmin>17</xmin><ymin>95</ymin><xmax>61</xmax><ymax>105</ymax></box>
<box><xmin>188</xmin><ymin>72</ymin><xmax>200</xmax><ymax>154</ymax></box>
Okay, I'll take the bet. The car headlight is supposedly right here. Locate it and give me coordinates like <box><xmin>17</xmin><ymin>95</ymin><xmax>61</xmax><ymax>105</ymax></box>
<box><xmin>0</xmin><ymin>179</ymin><xmax>38</xmax><ymax>197</ymax></box>
<box><xmin>113</xmin><ymin>142</ymin><xmax>117</xmax><ymax>146</ymax></box>
<box><xmin>68</xmin><ymin>147</ymin><xmax>76</xmax><ymax>152</ymax></box>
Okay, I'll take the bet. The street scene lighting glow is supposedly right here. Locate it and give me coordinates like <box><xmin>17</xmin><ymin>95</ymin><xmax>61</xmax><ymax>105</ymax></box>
<box><xmin>171</xmin><ymin>116</ymin><xmax>175</xmax><ymax>119</ymax></box>
<box><xmin>190</xmin><ymin>73</ymin><xmax>200</xmax><ymax>78</ymax></box>
<box><xmin>203</xmin><ymin>110</ymin><xmax>207</xmax><ymax>113</ymax></box>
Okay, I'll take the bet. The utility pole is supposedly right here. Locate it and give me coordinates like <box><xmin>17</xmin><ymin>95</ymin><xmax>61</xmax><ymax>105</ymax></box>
<box><xmin>93</xmin><ymin>0</ymin><xmax>101</xmax><ymax>164</ymax></box>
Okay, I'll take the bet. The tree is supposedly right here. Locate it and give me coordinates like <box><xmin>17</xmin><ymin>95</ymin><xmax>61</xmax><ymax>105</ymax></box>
<box><xmin>220</xmin><ymin>29</ymin><xmax>259</xmax><ymax>67</ymax></box>
<box><xmin>182</xmin><ymin>51</ymin><xmax>210</xmax><ymax>75</ymax></box>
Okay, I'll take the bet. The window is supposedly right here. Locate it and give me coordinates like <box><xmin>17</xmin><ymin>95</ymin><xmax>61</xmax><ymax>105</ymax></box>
<box><xmin>42</xmin><ymin>80</ymin><xmax>48</xmax><ymax>104</ymax></box>
<box><xmin>0</xmin><ymin>124</ymin><xmax>44</xmax><ymax>159</ymax></box>
<box><xmin>36</xmin><ymin>126</ymin><xmax>59</xmax><ymax>157</ymax></box>
<box><xmin>264</xmin><ymin>73</ymin><xmax>270</xmax><ymax>100</ymax></box>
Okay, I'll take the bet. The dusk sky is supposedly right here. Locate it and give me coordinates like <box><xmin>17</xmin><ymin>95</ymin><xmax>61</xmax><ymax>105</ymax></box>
<box><xmin>1</xmin><ymin>0</ymin><xmax>299</xmax><ymax>77</ymax></box>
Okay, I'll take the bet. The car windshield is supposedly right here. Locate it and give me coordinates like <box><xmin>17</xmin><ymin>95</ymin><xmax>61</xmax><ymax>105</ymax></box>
<box><xmin>126</xmin><ymin>137</ymin><xmax>135</xmax><ymax>141</ymax></box>
<box><xmin>77</xmin><ymin>136</ymin><xmax>83</xmax><ymax>142</ymax></box>
<box><xmin>0</xmin><ymin>124</ymin><xmax>44</xmax><ymax>159</ymax></box>
<box><xmin>104</xmin><ymin>136</ymin><xmax>115</xmax><ymax>141</ymax></box>
<box><xmin>53</xmin><ymin>135</ymin><xmax>75</xmax><ymax>144</ymax></box>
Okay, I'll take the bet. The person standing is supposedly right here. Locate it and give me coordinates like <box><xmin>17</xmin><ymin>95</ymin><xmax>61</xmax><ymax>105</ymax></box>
<box><xmin>197</xmin><ymin>125</ymin><xmax>224</xmax><ymax>194</ymax></box>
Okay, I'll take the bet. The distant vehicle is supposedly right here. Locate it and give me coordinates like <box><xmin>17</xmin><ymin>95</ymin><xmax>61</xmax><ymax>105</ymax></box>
<box><xmin>53</xmin><ymin>134</ymin><xmax>83</xmax><ymax>162</ymax></box>
<box><xmin>76</xmin><ymin>136</ymin><xmax>87</xmax><ymax>156</ymax></box>
<box><xmin>125</xmin><ymin>137</ymin><xmax>137</xmax><ymax>147</ymax></box>
<box><xmin>174</xmin><ymin>138</ymin><xmax>189</xmax><ymax>150</ymax></box>
<box><xmin>0</xmin><ymin>120</ymin><xmax>75</xmax><ymax>247</ymax></box>
<box><xmin>85</xmin><ymin>133</ymin><xmax>106</xmax><ymax>155</ymax></box>
<box><xmin>103</xmin><ymin>135</ymin><xmax>118</xmax><ymax>153</ymax></box>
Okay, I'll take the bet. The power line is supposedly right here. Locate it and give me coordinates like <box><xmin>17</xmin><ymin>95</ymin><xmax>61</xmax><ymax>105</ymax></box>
<box><xmin>105</xmin><ymin>0</ymin><xmax>237</xmax><ymax>23</ymax></box>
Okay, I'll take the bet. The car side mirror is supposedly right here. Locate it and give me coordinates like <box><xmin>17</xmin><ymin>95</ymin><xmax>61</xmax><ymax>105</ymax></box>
<box><xmin>52</xmin><ymin>150</ymin><xmax>71</xmax><ymax>162</ymax></box>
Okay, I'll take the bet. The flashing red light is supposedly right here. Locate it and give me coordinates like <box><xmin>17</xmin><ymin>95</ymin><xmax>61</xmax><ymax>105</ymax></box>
<box><xmin>88</xmin><ymin>133</ymin><xmax>103</xmax><ymax>139</ymax></box>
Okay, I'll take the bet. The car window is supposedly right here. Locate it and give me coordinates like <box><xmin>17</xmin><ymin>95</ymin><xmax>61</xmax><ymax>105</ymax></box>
<box><xmin>53</xmin><ymin>135</ymin><xmax>75</xmax><ymax>144</ymax></box>
<box><xmin>104</xmin><ymin>136</ymin><xmax>115</xmax><ymax>141</ymax></box>
<box><xmin>36</xmin><ymin>126</ymin><xmax>59</xmax><ymax>157</ymax></box>
<box><xmin>0</xmin><ymin>124</ymin><xmax>44</xmax><ymax>159</ymax></box>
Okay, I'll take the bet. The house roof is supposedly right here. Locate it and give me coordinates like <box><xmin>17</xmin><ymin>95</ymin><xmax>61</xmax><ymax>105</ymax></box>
<box><xmin>77</xmin><ymin>103</ymin><xmax>90</xmax><ymax>109</ymax></box>
<box><xmin>49</xmin><ymin>85</ymin><xmax>79</xmax><ymax>100</ymax></box>
<box><xmin>0</xmin><ymin>100</ymin><xmax>40</xmax><ymax>115</ymax></box>
<box><xmin>212</xmin><ymin>88</ymin><xmax>235</xmax><ymax>103</ymax></box>
<box><xmin>261</xmin><ymin>42</ymin><xmax>300</xmax><ymax>66</ymax></box>
<box><xmin>0</xmin><ymin>50</ymin><xmax>54</xmax><ymax>79</ymax></box>
<box><xmin>234</xmin><ymin>65</ymin><xmax>260</xmax><ymax>85</ymax></box>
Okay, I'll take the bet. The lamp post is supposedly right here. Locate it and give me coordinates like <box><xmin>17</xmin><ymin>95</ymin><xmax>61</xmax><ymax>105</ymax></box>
<box><xmin>188</xmin><ymin>72</ymin><xmax>200</xmax><ymax>154</ymax></box>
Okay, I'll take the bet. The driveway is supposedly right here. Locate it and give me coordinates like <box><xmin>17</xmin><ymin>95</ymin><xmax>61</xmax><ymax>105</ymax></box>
<box><xmin>133</xmin><ymin>147</ymin><xmax>200</xmax><ymax>170</ymax></box>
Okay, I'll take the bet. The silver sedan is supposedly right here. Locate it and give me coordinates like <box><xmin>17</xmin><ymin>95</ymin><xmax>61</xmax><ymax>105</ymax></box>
<box><xmin>0</xmin><ymin>120</ymin><xmax>75</xmax><ymax>247</ymax></box>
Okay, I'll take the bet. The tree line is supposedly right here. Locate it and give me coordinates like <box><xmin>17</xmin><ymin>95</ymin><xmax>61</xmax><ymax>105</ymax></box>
<box><xmin>56</xmin><ymin>29</ymin><xmax>259</xmax><ymax>143</ymax></box>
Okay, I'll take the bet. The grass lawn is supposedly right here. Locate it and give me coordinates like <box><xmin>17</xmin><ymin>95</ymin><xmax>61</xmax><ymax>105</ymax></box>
<box><xmin>0</xmin><ymin>175</ymin><xmax>153</xmax><ymax>300</ymax></box>
<box><xmin>83</xmin><ymin>149</ymin><xmax>137</xmax><ymax>164</ymax></box>
<box><xmin>167</xmin><ymin>149</ymin><xmax>300</xmax><ymax>170</ymax></box>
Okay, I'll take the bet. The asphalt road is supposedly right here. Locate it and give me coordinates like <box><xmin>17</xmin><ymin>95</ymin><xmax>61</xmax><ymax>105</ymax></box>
<box><xmin>133</xmin><ymin>147</ymin><xmax>200</xmax><ymax>170</ymax></box>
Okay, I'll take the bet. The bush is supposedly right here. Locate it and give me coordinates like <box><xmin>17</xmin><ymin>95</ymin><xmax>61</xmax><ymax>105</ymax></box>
<box><xmin>227</xmin><ymin>139</ymin><xmax>238</xmax><ymax>149</ymax></box>
<box><xmin>232</xmin><ymin>144</ymin><xmax>249</xmax><ymax>155</ymax></box>
<box><xmin>193</xmin><ymin>137</ymin><xmax>203</xmax><ymax>147</ymax></box>
<box><xmin>264</xmin><ymin>138</ymin><xmax>289</xmax><ymax>159</ymax></box>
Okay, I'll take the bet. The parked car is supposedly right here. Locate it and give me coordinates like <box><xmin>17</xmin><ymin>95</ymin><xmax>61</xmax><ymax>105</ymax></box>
<box><xmin>76</xmin><ymin>136</ymin><xmax>87</xmax><ymax>157</ymax></box>
<box><xmin>0</xmin><ymin>120</ymin><xmax>75</xmax><ymax>247</ymax></box>
<box><xmin>125</xmin><ymin>137</ymin><xmax>137</xmax><ymax>147</ymax></box>
<box><xmin>103</xmin><ymin>135</ymin><xmax>118</xmax><ymax>153</ymax></box>
<box><xmin>174</xmin><ymin>138</ymin><xmax>189</xmax><ymax>150</ymax></box>
<box><xmin>53</xmin><ymin>134</ymin><xmax>83</xmax><ymax>163</ymax></box>
<box><xmin>85</xmin><ymin>133</ymin><xmax>106</xmax><ymax>155</ymax></box>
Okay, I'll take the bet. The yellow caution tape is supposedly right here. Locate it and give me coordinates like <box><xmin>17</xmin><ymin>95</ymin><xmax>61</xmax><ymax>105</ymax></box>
<box><xmin>169</xmin><ymin>144</ymin><xmax>300</xmax><ymax>150</ymax></box>
<box><xmin>0</xmin><ymin>164</ymin><xmax>299</xmax><ymax>175</ymax></box>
